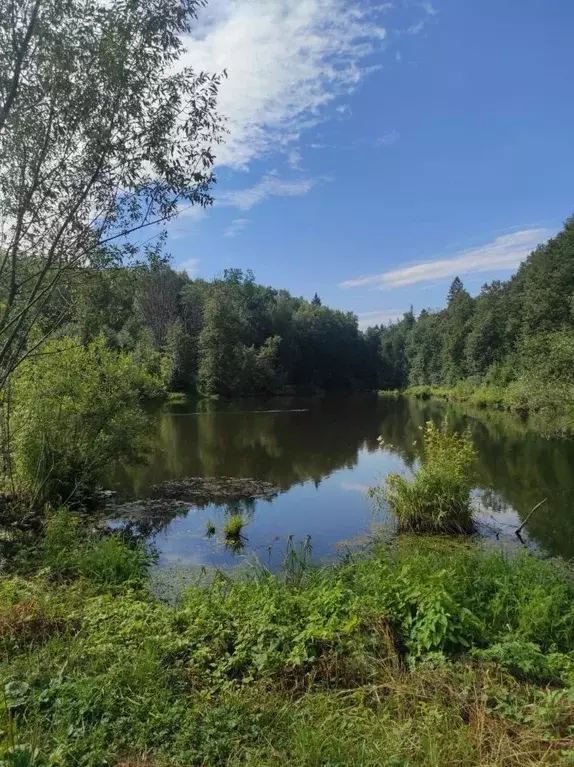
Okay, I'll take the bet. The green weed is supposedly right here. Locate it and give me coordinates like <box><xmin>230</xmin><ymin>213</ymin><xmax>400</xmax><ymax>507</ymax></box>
<box><xmin>41</xmin><ymin>508</ymin><xmax>149</xmax><ymax>587</ymax></box>
<box><xmin>2</xmin><ymin>524</ymin><xmax>574</xmax><ymax>765</ymax></box>
<box><xmin>372</xmin><ymin>420</ymin><xmax>477</xmax><ymax>532</ymax></box>
<box><xmin>223</xmin><ymin>513</ymin><xmax>247</xmax><ymax>540</ymax></box>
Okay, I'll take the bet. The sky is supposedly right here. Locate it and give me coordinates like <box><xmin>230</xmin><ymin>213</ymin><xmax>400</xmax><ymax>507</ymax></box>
<box><xmin>164</xmin><ymin>0</ymin><xmax>574</xmax><ymax>329</ymax></box>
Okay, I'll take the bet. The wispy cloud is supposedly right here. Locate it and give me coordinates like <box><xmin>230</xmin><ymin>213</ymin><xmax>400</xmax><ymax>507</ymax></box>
<box><xmin>376</xmin><ymin>129</ymin><xmax>400</xmax><ymax>146</ymax></box>
<box><xmin>286</xmin><ymin>149</ymin><xmax>303</xmax><ymax>169</ymax></box>
<box><xmin>179</xmin><ymin>204</ymin><xmax>208</xmax><ymax>222</ymax></box>
<box><xmin>407</xmin><ymin>19</ymin><xmax>425</xmax><ymax>35</ymax></box>
<box><xmin>356</xmin><ymin>309</ymin><xmax>404</xmax><ymax>328</ymax></box>
<box><xmin>177</xmin><ymin>258</ymin><xmax>201</xmax><ymax>277</ymax></box>
<box><xmin>183</xmin><ymin>0</ymin><xmax>388</xmax><ymax>168</ymax></box>
<box><xmin>421</xmin><ymin>2</ymin><xmax>438</xmax><ymax>16</ymax></box>
<box><xmin>341</xmin><ymin>228</ymin><xmax>552</xmax><ymax>290</ymax></box>
<box><xmin>224</xmin><ymin>218</ymin><xmax>251</xmax><ymax>237</ymax></box>
<box><xmin>219</xmin><ymin>173</ymin><xmax>322</xmax><ymax>211</ymax></box>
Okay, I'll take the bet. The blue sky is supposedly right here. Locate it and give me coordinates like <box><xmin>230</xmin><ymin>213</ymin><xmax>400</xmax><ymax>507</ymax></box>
<box><xmin>164</xmin><ymin>0</ymin><xmax>574</xmax><ymax>328</ymax></box>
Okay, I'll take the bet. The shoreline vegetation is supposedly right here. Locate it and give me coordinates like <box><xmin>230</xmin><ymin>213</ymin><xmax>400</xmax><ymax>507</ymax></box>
<box><xmin>3</xmin><ymin>511</ymin><xmax>574</xmax><ymax>766</ymax></box>
<box><xmin>379</xmin><ymin>384</ymin><xmax>574</xmax><ymax>434</ymax></box>
<box><xmin>3</xmin><ymin>423</ymin><xmax>574</xmax><ymax>765</ymax></box>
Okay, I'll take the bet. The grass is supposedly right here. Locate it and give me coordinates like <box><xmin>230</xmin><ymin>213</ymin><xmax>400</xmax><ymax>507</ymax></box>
<box><xmin>405</xmin><ymin>384</ymin><xmax>511</xmax><ymax>410</ymax></box>
<box><xmin>3</xmin><ymin>514</ymin><xmax>574</xmax><ymax>765</ymax></box>
<box><xmin>371</xmin><ymin>420</ymin><xmax>477</xmax><ymax>533</ymax></box>
<box><xmin>205</xmin><ymin>519</ymin><xmax>217</xmax><ymax>537</ymax></box>
<box><xmin>223</xmin><ymin>513</ymin><xmax>247</xmax><ymax>540</ymax></box>
<box><xmin>166</xmin><ymin>391</ymin><xmax>193</xmax><ymax>403</ymax></box>
<box><xmin>403</xmin><ymin>382</ymin><xmax>574</xmax><ymax>436</ymax></box>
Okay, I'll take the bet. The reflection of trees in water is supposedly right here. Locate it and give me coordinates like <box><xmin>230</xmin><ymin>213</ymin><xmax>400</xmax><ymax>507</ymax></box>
<box><xmin>110</xmin><ymin>395</ymin><xmax>574</xmax><ymax>560</ymax></box>
<box><xmin>378</xmin><ymin>398</ymin><xmax>574</xmax><ymax>559</ymax></box>
<box><xmin>113</xmin><ymin>395</ymin><xmax>386</xmax><ymax>495</ymax></box>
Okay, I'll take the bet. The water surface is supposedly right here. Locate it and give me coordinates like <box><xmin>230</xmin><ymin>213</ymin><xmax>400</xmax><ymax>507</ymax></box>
<box><xmin>108</xmin><ymin>395</ymin><xmax>574</xmax><ymax>568</ymax></box>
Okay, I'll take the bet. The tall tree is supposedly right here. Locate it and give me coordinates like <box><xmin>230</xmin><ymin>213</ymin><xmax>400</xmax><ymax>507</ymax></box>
<box><xmin>0</xmin><ymin>0</ymin><xmax>223</xmax><ymax>387</ymax></box>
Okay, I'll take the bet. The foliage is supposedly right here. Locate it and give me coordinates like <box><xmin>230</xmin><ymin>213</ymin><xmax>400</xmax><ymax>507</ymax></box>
<box><xmin>372</xmin><ymin>421</ymin><xmax>477</xmax><ymax>532</ymax></box>
<box><xmin>0</xmin><ymin>0</ymin><xmax>223</xmax><ymax>386</ymax></box>
<box><xmin>39</xmin><ymin>509</ymin><xmax>149</xmax><ymax>587</ymax></box>
<box><xmin>377</xmin><ymin>218</ymin><xmax>574</xmax><ymax>425</ymax></box>
<box><xmin>8</xmin><ymin>338</ymin><xmax>160</xmax><ymax>505</ymax></box>
<box><xmin>2</xmin><ymin>529</ymin><xmax>574</xmax><ymax>765</ymax></box>
<box><xmin>223</xmin><ymin>513</ymin><xmax>247</xmax><ymax>540</ymax></box>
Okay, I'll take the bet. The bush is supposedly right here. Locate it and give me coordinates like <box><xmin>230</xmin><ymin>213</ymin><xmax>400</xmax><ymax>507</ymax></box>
<box><xmin>372</xmin><ymin>420</ymin><xmax>477</xmax><ymax>532</ymax></box>
<box><xmin>42</xmin><ymin>509</ymin><xmax>149</xmax><ymax>586</ymax></box>
<box><xmin>3</xmin><ymin>538</ymin><xmax>574</xmax><ymax>765</ymax></box>
<box><xmin>9</xmin><ymin>337</ymin><xmax>161</xmax><ymax>506</ymax></box>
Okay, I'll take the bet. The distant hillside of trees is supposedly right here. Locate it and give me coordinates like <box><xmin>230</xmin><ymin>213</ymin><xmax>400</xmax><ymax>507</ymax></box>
<box><xmin>46</xmin><ymin>216</ymin><xmax>574</xmax><ymax>402</ymax></box>
<box><xmin>378</xmin><ymin>216</ymin><xmax>574</xmax><ymax>412</ymax></box>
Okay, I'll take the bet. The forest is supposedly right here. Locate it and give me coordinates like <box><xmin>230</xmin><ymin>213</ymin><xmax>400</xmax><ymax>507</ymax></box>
<box><xmin>47</xmin><ymin>214</ymin><xmax>574</xmax><ymax>413</ymax></box>
<box><xmin>55</xmin><ymin>263</ymin><xmax>380</xmax><ymax>397</ymax></box>
<box><xmin>377</xmin><ymin>217</ymin><xmax>574</xmax><ymax>417</ymax></box>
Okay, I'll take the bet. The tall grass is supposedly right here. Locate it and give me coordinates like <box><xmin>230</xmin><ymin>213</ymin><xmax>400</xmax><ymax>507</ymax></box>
<box><xmin>223</xmin><ymin>513</ymin><xmax>246</xmax><ymax>540</ymax></box>
<box><xmin>40</xmin><ymin>508</ymin><xmax>149</xmax><ymax>586</ymax></box>
<box><xmin>372</xmin><ymin>420</ymin><xmax>477</xmax><ymax>532</ymax></box>
<box><xmin>3</xmin><ymin>516</ymin><xmax>574</xmax><ymax>765</ymax></box>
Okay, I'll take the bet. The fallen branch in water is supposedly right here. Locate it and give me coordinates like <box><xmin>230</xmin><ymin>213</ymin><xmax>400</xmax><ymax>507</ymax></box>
<box><xmin>516</xmin><ymin>498</ymin><xmax>547</xmax><ymax>538</ymax></box>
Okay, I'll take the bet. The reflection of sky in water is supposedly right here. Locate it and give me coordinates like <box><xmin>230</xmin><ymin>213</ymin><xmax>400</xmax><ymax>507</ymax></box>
<box><xmin>148</xmin><ymin>447</ymin><xmax>406</xmax><ymax>569</ymax></box>
<box><xmin>108</xmin><ymin>395</ymin><xmax>574</xmax><ymax>569</ymax></box>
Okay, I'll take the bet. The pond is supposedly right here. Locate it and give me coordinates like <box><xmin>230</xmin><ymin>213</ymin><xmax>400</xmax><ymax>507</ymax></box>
<box><xmin>107</xmin><ymin>394</ymin><xmax>574</xmax><ymax>569</ymax></box>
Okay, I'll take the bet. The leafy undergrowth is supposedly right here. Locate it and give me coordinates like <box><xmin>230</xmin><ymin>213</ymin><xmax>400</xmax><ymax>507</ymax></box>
<box><xmin>371</xmin><ymin>421</ymin><xmax>477</xmax><ymax>533</ymax></box>
<box><xmin>404</xmin><ymin>383</ymin><xmax>574</xmax><ymax>434</ymax></box>
<box><xmin>2</xmin><ymin>513</ymin><xmax>574</xmax><ymax>765</ymax></box>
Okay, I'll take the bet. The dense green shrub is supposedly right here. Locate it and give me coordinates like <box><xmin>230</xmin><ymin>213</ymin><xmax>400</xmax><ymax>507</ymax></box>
<box><xmin>371</xmin><ymin>421</ymin><xmax>477</xmax><ymax>532</ymax></box>
<box><xmin>41</xmin><ymin>509</ymin><xmax>149</xmax><ymax>586</ymax></box>
<box><xmin>2</xmin><ymin>533</ymin><xmax>574</xmax><ymax>765</ymax></box>
<box><xmin>9</xmin><ymin>338</ymin><xmax>162</xmax><ymax>505</ymax></box>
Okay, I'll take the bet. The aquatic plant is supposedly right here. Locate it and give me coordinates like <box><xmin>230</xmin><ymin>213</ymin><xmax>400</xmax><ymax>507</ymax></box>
<box><xmin>372</xmin><ymin>420</ymin><xmax>477</xmax><ymax>532</ymax></box>
<box><xmin>223</xmin><ymin>513</ymin><xmax>247</xmax><ymax>540</ymax></box>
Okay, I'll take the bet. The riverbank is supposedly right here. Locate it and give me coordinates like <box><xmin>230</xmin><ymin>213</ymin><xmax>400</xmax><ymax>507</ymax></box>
<box><xmin>379</xmin><ymin>383</ymin><xmax>574</xmax><ymax>435</ymax></box>
<box><xmin>3</xmin><ymin>510</ymin><xmax>574</xmax><ymax>766</ymax></box>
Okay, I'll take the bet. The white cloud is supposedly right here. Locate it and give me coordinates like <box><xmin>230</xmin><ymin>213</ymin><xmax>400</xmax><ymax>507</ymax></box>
<box><xmin>177</xmin><ymin>258</ymin><xmax>201</xmax><ymax>277</ymax></box>
<box><xmin>356</xmin><ymin>309</ymin><xmax>404</xmax><ymax>328</ymax></box>
<box><xmin>341</xmin><ymin>228</ymin><xmax>552</xmax><ymax>290</ymax></box>
<box><xmin>178</xmin><ymin>204</ymin><xmax>208</xmax><ymax>221</ymax></box>
<box><xmin>407</xmin><ymin>19</ymin><xmax>425</xmax><ymax>35</ymax></box>
<box><xmin>218</xmin><ymin>173</ymin><xmax>321</xmax><ymax>211</ymax></box>
<box><xmin>376</xmin><ymin>129</ymin><xmax>400</xmax><ymax>146</ymax></box>
<box><xmin>421</xmin><ymin>2</ymin><xmax>438</xmax><ymax>16</ymax></box>
<box><xmin>286</xmin><ymin>148</ymin><xmax>303</xmax><ymax>169</ymax></box>
<box><xmin>183</xmin><ymin>0</ymin><xmax>387</xmax><ymax>168</ymax></box>
<box><xmin>224</xmin><ymin>217</ymin><xmax>251</xmax><ymax>237</ymax></box>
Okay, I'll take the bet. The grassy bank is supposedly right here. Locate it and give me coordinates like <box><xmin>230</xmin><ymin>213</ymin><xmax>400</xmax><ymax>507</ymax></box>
<box><xmin>392</xmin><ymin>383</ymin><xmax>574</xmax><ymax>434</ymax></box>
<box><xmin>3</xmin><ymin>511</ymin><xmax>574</xmax><ymax>766</ymax></box>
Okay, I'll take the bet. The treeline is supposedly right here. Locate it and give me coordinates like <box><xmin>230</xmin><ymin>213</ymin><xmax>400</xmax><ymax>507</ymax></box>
<box><xmin>58</xmin><ymin>265</ymin><xmax>380</xmax><ymax>397</ymax></box>
<box><xmin>377</xmin><ymin>217</ymin><xmax>574</xmax><ymax>413</ymax></box>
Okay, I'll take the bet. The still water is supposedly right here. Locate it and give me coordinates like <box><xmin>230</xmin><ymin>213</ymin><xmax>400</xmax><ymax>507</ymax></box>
<box><xmin>108</xmin><ymin>395</ymin><xmax>574</xmax><ymax>568</ymax></box>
